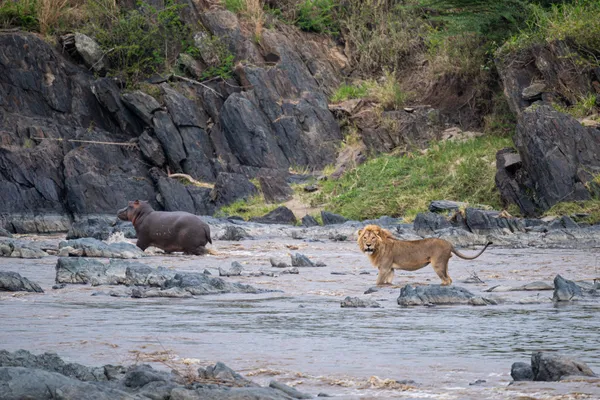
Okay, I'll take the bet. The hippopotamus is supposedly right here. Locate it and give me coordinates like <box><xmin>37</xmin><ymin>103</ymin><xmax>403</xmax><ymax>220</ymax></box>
<box><xmin>117</xmin><ymin>200</ymin><xmax>212</xmax><ymax>255</ymax></box>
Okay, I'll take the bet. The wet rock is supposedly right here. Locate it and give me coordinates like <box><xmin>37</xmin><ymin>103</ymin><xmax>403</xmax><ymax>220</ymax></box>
<box><xmin>0</xmin><ymin>350</ymin><xmax>104</xmax><ymax>382</ymax></box>
<box><xmin>291</xmin><ymin>253</ymin><xmax>325</xmax><ymax>267</ymax></box>
<box><xmin>281</xmin><ymin>267</ymin><xmax>299</xmax><ymax>275</ymax></box>
<box><xmin>532</xmin><ymin>352</ymin><xmax>596</xmax><ymax>381</ymax></box>
<box><xmin>469</xmin><ymin>379</ymin><xmax>486</xmax><ymax>386</ymax></box>
<box><xmin>259</xmin><ymin>175</ymin><xmax>294</xmax><ymax>204</ymax></box>
<box><xmin>131</xmin><ymin>287</ymin><xmax>192</xmax><ymax>298</ymax></box>
<box><xmin>58</xmin><ymin>238</ymin><xmax>144</xmax><ymax>259</ymax></box>
<box><xmin>428</xmin><ymin>200</ymin><xmax>467</xmax><ymax>214</ymax></box>
<box><xmin>0</xmin><ymin>228</ymin><xmax>13</xmax><ymax>238</ymax></box>
<box><xmin>413</xmin><ymin>212</ymin><xmax>451</xmax><ymax>236</ymax></box>
<box><xmin>163</xmin><ymin>272</ymin><xmax>261</xmax><ymax>295</ymax></box>
<box><xmin>250</xmin><ymin>206</ymin><xmax>297</xmax><ymax>225</ymax></box>
<box><xmin>341</xmin><ymin>296</ymin><xmax>382</xmax><ymax>308</ymax></box>
<box><xmin>486</xmin><ymin>281</ymin><xmax>554</xmax><ymax>292</ymax></box>
<box><xmin>171</xmin><ymin>386</ymin><xmax>293</xmax><ymax>399</ymax></box>
<box><xmin>269</xmin><ymin>380</ymin><xmax>312</xmax><ymax>399</ymax></box>
<box><xmin>125</xmin><ymin>264</ymin><xmax>177</xmax><ymax>287</ymax></box>
<box><xmin>364</xmin><ymin>287</ymin><xmax>379</xmax><ymax>294</ymax></box>
<box><xmin>0</xmin><ymin>239</ymin><xmax>48</xmax><ymax>258</ymax></box>
<box><xmin>122</xmin><ymin>364</ymin><xmax>171</xmax><ymax>388</ymax></box>
<box><xmin>548</xmin><ymin>215</ymin><xmax>580</xmax><ymax>230</ymax></box>
<box><xmin>301</xmin><ymin>215</ymin><xmax>319</xmax><ymax>227</ymax></box>
<box><xmin>328</xmin><ymin>233</ymin><xmax>348</xmax><ymax>242</ymax></box>
<box><xmin>52</xmin><ymin>283</ymin><xmax>66</xmax><ymax>290</ymax></box>
<box><xmin>218</xmin><ymin>226</ymin><xmax>250</xmax><ymax>241</ymax></box>
<box><xmin>211</xmin><ymin>173</ymin><xmax>258</xmax><ymax>207</ymax></box>
<box><xmin>0</xmin><ymin>271</ymin><xmax>43</xmax><ymax>293</ymax></box>
<box><xmin>270</xmin><ymin>258</ymin><xmax>291</xmax><ymax>268</ymax></box>
<box><xmin>511</xmin><ymin>362</ymin><xmax>534</xmax><ymax>381</ymax></box>
<box><xmin>219</xmin><ymin>261</ymin><xmax>243</xmax><ymax>277</ymax></box>
<box><xmin>552</xmin><ymin>274</ymin><xmax>583</xmax><ymax>302</ymax></box>
<box><xmin>397</xmin><ymin>285</ymin><xmax>496</xmax><ymax>306</ymax></box>
<box><xmin>198</xmin><ymin>362</ymin><xmax>256</xmax><ymax>387</ymax></box>
<box><xmin>321</xmin><ymin>211</ymin><xmax>348</xmax><ymax>225</ymax></box>
<box><xmin>66</xmin><ymin>216</ymin><xmax>136</xmax><ymax>241</ymax></box>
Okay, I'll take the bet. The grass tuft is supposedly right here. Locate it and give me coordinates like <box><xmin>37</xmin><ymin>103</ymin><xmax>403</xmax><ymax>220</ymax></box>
<box><xmin>308</xmin><ymin>134</ymin><xmax>512</xmax><ymax>221</ymax></box>
<box><xmin>545</xmin><ymin>200</ymin><xmax>600</xmax><ymax>225</ymax></box>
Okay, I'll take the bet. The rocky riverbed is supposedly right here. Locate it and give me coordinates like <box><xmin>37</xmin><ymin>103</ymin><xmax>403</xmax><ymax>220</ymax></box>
<box><xmin>1</xmin><ymin>219</ymin><xmax>599</xmax><ymax>399</ymax></box>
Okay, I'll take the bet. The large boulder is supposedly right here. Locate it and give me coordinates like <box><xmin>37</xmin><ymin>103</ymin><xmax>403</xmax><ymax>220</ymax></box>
<box><xmin>0</xmin><ymin>271</ymin><xmax>43</xmax><ymax>293</ymax></box>
<box><xmin>531</xmin><ymin>352</ymin><xmax>596</xmax><ymax>381</ymax></box>
<box><xmin>413</xmin><ymin>212</ymin><xmax>451</xmax><ymax>236</ymax></box>
<box><xmin>250</xmin><ymin>206</ymin><xmax>297</xmax><ymax>225</ymax></box>
<box><xmin>210</xmin><ymin>173</ymin><xmax>258</xmax><ymax>207</ymax></box>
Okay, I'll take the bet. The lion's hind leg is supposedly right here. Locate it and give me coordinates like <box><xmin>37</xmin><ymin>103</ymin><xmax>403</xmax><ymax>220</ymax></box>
<box><xmin>431</xmin><ymin>257</ymin><xmax>452</xmax><ymax>286</ymax></box>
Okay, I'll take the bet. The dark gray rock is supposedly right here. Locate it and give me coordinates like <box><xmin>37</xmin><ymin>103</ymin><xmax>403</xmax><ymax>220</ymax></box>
<box><xmin>60</xmin><ymin>33</ymin><xmax>107</xmax><ymax>74</ymax></box>
<box><xmin>495</xmin><ymin>147</ymin><xmax>537</xmax><ymax>216</ymax></box>
<box><xmin>397</xmin><ymin>285</ymin><xmax>495</xmax><ymax>306</ymax></box>
<box><xmin>66</xmin><ymin>217</ymin><xmax>136</xmax><ymax>241</ymax></box>
<box><xmin>219</xmin><ymin>261</ymin><xmax>243</xmax><ymax>277</ymax></box>
<box><xmin>340</xmin><ymin>296</ymin><xmax>382</xmax><ymax>308</ymax></box>
<box><xmin>138</xmin><ymin>131</ymin><xmax>166</xmax><ymax>167</ymax></box>
<box><xmin>125</xmin><ymin>264</ymin><xmax>177</xmax><ymax>287</ymax></box>
<box><xmin>0</xmin><ymin>239</ymin><xmax>48</xmax><ymax>258</ymax></box>
<box><xmin>163</xmin><ymin>272</ymin><xmax>261</xmax><ymax>295</ymax></box>
<box><xmin>552</xmin><ymin>274</ymin><xmax>583</xmax><ymax>302</ymax></box>
<box><xmin>0</xmin><ymin>271</ymin><xmax>43</xmax><ymax>293</ymax></box>
<box><xmin>413</xmin><ymin>212</ymin><xmax>451</xmax><ymax>236</ymax></box>
<box><xmin>301</xmin><ymin>215</ymin><xmax>319</xmax><ymax>227</ymax></box>
<box><xmin>270</xmin><ymin>258</ymin><xmax>291</xmax><ymax>269</ymax></box>
<box><xmin>121</xmin><ymin>90</ymin><xmax>161</xmax><ymax>126</ymax></box>
<box><xmin>152</xmin><ymin>110</ymin><xmax>187</xmax><ymax>171</ymax></box>
<box><xmin>290</xmin><ymin>253</ymin><xmax>324</xmax><ymax>267</ymax></box>
<box><xmin>131</xmin><ymin>286</ymin><xmax>193</xmax><ymax>298</ymax></box>
<box><xmin>548</xmin><ymin>215</ymin><xmax>580</xmax><ymax>230</ymax></box>
<box><xmin>321</xmin><ymin>211</ymin><xmax>348</xmax><ymax>225</ymax></box>
<box><xmin>198</xmin><ymin>362</ymin><xmax>256</xmax><ymax>387</ymax></box>
<box><xmin>218</xmin><ymin>226</ymin><xmax>251</xmax><ymax>241</ymax></box>
<box><xmin>531</xmin><ymin>352</ymin><xmax>596</xmax><ymax>381</ymax></box>
<box><xmin>428</xmin><ymin>200</ymin><xmax>467</xmax><ymax>213</ymax></box>
<box><xmin>511</xmin><ymin>362</ymin><xmax>534</xmax><ymax>381</ymax></box>
<box><xmin>58</xmin><ymin>238</ymin><xmax>144</xmax><ymax>259</ymax></box>
<box><xmin>269</xmin><ymin>380</ymin><xmax>312</xmax><ymax>399</ymax></box>
<box><xmin>122</xmin><ymin>364</ymin><xmax>170</xmax><ymax>388</ymax></box>
<box><xmin>464</xmin><ymin>208</ymin><xmax>525</xmax><ymax>235</ymax></box>
<box><xmin>259</xmin><ymin>175</ymin><xmax>294</xmax><ymax>204</ymax></box>
<box><xmin>250</xmin><ymin>206</ymin><xmax>297</xmax><ymax>225</ymax></box>
<box><xmin>171</xmin><ymin>386</ymin><xmax>293</xmax><ymax>400</ymax></box>
<box><xmin>211</xmin><ymin>173</ymin><xmax>258</xmax><ymax>207</ymax></box>
<box><xmin>0</xmin><ymin>228</ymin><xmax>13</xmax><ymax>238</ymax></box>
<box><xmin>91</xmin><ymin>78</ymin><xmax>142</xmax><ymax>136</ymax></box>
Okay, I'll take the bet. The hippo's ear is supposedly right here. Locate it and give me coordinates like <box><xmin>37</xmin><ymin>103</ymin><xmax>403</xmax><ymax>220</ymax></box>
<box><xmin>133</xmin><ymin>200</ymin><xmax>140</xmax><ymax>207</ymax></box>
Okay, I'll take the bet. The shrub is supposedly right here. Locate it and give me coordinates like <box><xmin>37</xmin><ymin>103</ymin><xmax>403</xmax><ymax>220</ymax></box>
<box><xmin>295</xmin><ymin>0</ymin><xmax>338</xmax><ymax>35</ymax></box>
<box><xmin>330</xmin><ymin>83</ymin><xmax>368</xmax><ymax>103</ymax></box>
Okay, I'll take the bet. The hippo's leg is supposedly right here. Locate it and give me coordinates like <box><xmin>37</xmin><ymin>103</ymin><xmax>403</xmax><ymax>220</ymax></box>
<box><xmin>189</xmin><ymin>246</ymin><xmax>208</xmax><ymax>256</ymax></box>
<box><xmin>136</xmin><ymin>238</ymin><xmax>150</xmax><ymax>251</ymax></box>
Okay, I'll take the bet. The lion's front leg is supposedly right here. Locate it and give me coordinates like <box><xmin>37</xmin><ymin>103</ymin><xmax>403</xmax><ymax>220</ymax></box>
<box><xmin>376</xmin><ymin>265</ymin><xmax>395</xmax><ymax>285</ymax></box>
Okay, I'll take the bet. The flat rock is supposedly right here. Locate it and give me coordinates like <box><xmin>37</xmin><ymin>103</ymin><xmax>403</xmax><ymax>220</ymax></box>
<box><xmin>398</xmin><ymin>285</ymin><xmax>496</xmax><ymax>306</ymax></box>
<box><xmin>0</xmin><ymin>239</ymin><xmax>48</xmax><ymax>259</ymax></box>
<box><xmin>58</xmin><ymin>238</ymin><xmax>144</xmax><ymax>259</ymax></box>
<box><xmin>218</xmin><ymin>226</ymin><xmax>251</xmax><ymax>241</ymax></box>
<box><xmin>0</xmin><ymin>271</ymin><xmax>43</xmax><ymax>293</ymax></box>
<box><xmin>250</xmin><ymin>206</ymin><xmax>297</xmax><ymax>225</ymax></box>
<box><xmin>269</xmin><ymin>380</ymin><xmax>312</xmax><ymax>399</ymax></box>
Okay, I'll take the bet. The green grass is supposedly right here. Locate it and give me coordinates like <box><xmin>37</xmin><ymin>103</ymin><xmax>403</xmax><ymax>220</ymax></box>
<box><xmin>216</xmin><ymin>195</ymin><xmax>281</xmax><ymax>220</ymax></box>
<box><xmin>551</xmin><ymin>93</ymin><xmax>598</xmax><ymax>119</ymax></box>
<box><xmin>308</xmin><ymin>134</ymin><xmax>513</xmax><ymax>221</ymax></box>
<box><xmin>545</xmin><ymin>200</ymin><xmax>600</xmax><ymax>225</ymax></box>
<box><xmin>330</xmin><ymin>83</ymin><xmax>368</xmax><ymax>103</ymax></box>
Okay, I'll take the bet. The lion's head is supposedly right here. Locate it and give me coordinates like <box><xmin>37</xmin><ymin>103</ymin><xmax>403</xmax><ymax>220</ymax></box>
<box><xmin>357</xmin><ymin>224</ymin><xmax>394</xmax><ymax>255</ymax></box>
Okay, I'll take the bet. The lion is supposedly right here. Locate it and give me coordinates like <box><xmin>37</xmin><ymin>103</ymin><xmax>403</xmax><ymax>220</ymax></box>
<box><xmin>357</xmin><ymin>224</ymin><xmax>491</xmax><ymax>286</ymax></box>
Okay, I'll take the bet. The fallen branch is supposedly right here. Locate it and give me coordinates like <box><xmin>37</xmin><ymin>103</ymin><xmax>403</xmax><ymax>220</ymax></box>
<box><xmin>170</xmin><ymin>75</ymin><xmax>224</xmax><ymax>98</ymax></box>
<box><xmin>168</xmin><ymin>173</ymin><xmax>214</xmax><ymax>189</ymax></box>
<box><xmin>31</xmin><ymin>137</ymin><xmax>137</xmax><ymax>147</ymax></box>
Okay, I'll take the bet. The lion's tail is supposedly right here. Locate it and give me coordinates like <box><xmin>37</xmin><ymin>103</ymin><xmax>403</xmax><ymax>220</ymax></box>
<box><xmin>451</xmin><ymin>242</ymin><xmax>492</xmax><ymax>260</ymax></box>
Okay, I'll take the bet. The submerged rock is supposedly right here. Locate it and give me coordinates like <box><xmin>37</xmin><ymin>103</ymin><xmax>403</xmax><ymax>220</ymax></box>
<box><xmin>269</xmin><ymin>380</ymin><xmax>312</xmax><ymax>399</ymax></box>
<box><xmin>0</xmin><ymin>239</ymin><xmax>48</xmax><ymax>259</ymax></box>
<box><xmin>0</xmin><ymin>272</ymin><xmax>43</xmax><ymax>293</ymax></box>
<box><xmin>340</xmin><ymin>296</ymin><xmax>382</xmax><ymax>308</ymax></box>
<box><xmin>397</xmin><ymin>285</ymin><xmax>496</xmax><ymax>306</ymax></box>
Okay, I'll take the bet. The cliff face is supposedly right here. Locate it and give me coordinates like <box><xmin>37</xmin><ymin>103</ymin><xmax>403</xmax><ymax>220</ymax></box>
<box><xmin>0</xmin><ymin>9</ymin><xmax>346</xmax><ymax>233</ymax></box>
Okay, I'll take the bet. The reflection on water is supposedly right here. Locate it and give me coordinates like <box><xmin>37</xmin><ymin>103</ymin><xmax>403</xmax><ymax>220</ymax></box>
<box><xmin>1</xmin><ymin>243</ymin><xmax>599</xmax><ymax>399</ymax></box>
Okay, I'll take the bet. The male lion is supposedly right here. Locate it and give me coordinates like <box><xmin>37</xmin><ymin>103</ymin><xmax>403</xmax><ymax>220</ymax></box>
<box><xmin>357</xmin><ymin>224</ymin><xmax>491</xmax><ymax>286</ymax></box>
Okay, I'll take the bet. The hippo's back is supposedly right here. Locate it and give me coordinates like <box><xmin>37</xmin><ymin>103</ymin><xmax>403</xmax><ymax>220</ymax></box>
<box><xmin>145</xmin><ymin>211</ymin><xmax>211</xmax><ymax>249</ymax></box>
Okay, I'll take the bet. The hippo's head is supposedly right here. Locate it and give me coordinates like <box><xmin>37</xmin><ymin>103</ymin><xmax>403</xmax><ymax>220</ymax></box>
<box><xmin>117</xmin><ymin>200</ymin><xmax>151</xmax><ymax>224</ymax></box>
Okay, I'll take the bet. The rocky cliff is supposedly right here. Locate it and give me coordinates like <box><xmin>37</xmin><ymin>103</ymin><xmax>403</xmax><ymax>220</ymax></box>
<box><xmin>0</xmin><ymin>9</ymin><xmax>347</xmax><ymax>233</ymax></box>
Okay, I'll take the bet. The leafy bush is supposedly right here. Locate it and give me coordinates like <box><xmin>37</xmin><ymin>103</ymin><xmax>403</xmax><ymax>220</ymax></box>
<box><xmin>0</xmin><ymin>0</ymin><xmax>38</xmax><ymax>31</ymax></box>
<box><xmin>295</xmin><ymin>0</ymin><xmax>338</xmax><ymax>34</ymax></box>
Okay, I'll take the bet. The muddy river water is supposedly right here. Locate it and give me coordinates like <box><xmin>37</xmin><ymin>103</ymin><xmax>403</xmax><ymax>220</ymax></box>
<box><xmin>1</xmin><ymin>236</ymin><xmax>600</xmax><ymax>399</ymax></box>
